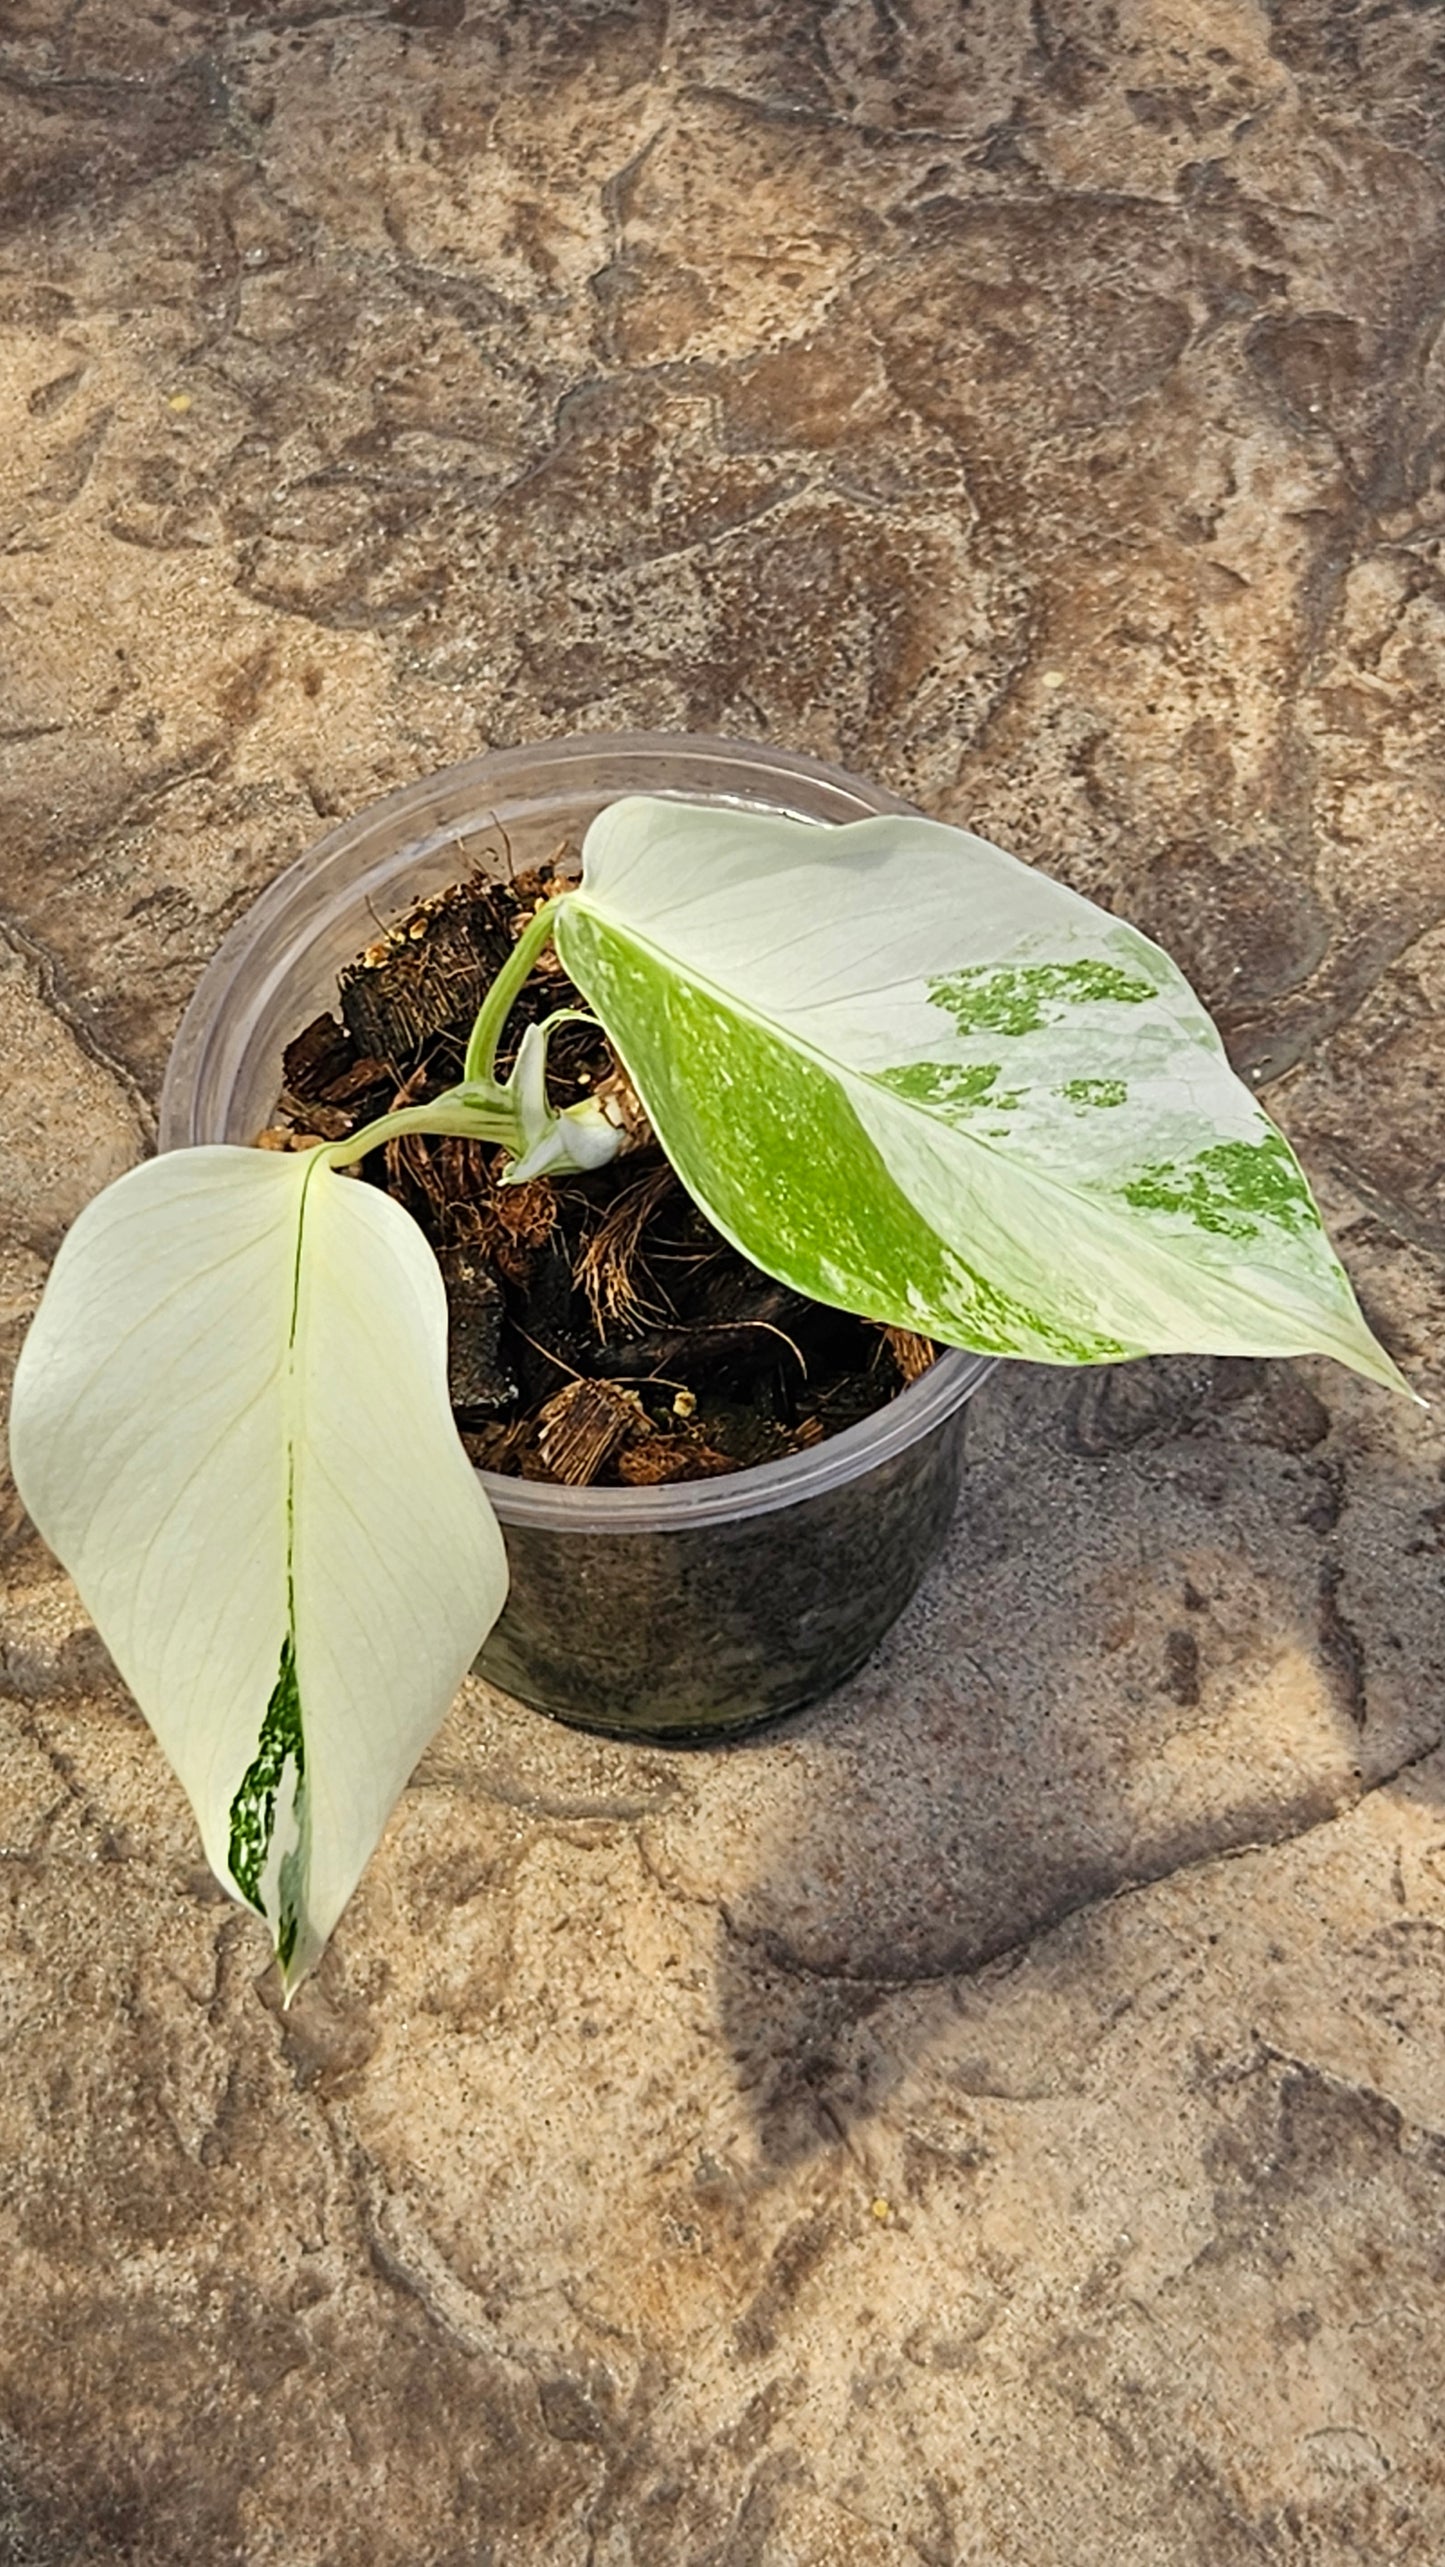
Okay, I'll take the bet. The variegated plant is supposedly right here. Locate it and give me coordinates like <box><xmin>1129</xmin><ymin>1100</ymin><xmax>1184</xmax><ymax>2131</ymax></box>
<box><xmin>8</xmin><ymin>797</ymin><xmax>1409</xmax><ymax>1992</ymax></box>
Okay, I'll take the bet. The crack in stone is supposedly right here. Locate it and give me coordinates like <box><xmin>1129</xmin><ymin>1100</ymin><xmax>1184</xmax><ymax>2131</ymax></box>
<box><xmin>1243</xmin><ymin>898</ymin><xmax>1445</xmax><ymax>1094</ymax></box>
<box><xmin>473</xmin><ymin>1778</ymin><xmax>679</xmax><ymax>1824</ymax></box>
<box><xmin>6</xmin><ymin>1704</ymin><xmax>120</xmax><ymax>1853</ymax></box>
<box><xmin>0</xmin><ymin>911</ymin><xmax>156</xmax><ymax>1147</ymax></box>
<box><xmin>648</xmin><ymin>1731</ymin><xmax>1445</xmax><ymax>2001</ymax></box>
<box><xmin>1317</xmin><ymin>1555</ymin><xmax>1369</xmax><ymax>1728</ymax></box>
<box><xmin>1317</xmin><ymin>1153</ymin><xmax>1445</xmax><ymax>1265</ymax></box>
<box><xmin>331</xmin><ymin>2112</ymin><xmax>573</xmax><ymax>2380</ymax></box>
<box><xmin>89</xmin><ymin>739</ymin><xmax>231</xmax><ymax>850</ymax></box>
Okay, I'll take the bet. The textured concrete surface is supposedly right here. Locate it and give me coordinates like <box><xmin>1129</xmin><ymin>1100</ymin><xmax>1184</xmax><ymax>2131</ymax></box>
<box><xmin>3</xmin><ymin>4</ymin><xmax>1445</xmax><ymax>2561</ymax></box>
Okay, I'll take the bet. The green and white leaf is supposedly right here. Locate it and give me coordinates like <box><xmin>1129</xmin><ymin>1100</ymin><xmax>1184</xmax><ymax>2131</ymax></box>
<box><xmin>8</xmin><ymin>1146</ymin><xmax>507</xmax><ymax>1991</ymax></box>
<box><xmin>555</xmin><ymin>797</ymin><xmax>1409</xmax><ymax>1393</ymax></box>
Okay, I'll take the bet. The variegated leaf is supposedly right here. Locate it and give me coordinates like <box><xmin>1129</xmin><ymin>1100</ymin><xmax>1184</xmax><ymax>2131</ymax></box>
<box><xmin>555</xmin><ymin>797</ymin><xmax>1408</xmax><ymax>1394</ymax></box>
<box><xmin>8</xmin><ymin>1146</ymin><xmax>507</xmax><ymax>1991</ymax></box>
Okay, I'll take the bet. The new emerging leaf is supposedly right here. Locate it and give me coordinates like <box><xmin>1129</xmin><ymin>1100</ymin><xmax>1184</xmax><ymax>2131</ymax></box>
<box><xmin>9</xmin><ymin>1146</ymin><xmax>507</xmax><ymax>1991</ymax></box>
<box><xmin>555</xmin><ymin>798</ymin><xmax>1409</xmax><ymax>1395</ymax></box>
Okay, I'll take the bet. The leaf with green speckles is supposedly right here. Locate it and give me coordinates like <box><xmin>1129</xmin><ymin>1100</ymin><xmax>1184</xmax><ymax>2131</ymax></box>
<box><xmin>228</xmin><ymin>1635</ymin><xmax>305</xmax><ymax>1919</ymax></box>
<box><xmin>8</xmin><ymin>1147</ymin><xmax>508</xmax><ymax>1995</ymax></box>
<box><xmin>878</xmin><ymin>1061</ymin><xmax>1003</xmax><ymax>1112</ymax></box>
<box><xmin>554</xmin><ymin>798</ymin><xmax>1411</xmax><ymax>1395</ymax></box>
<box><xmin>928</xmin><ymin>958</ymin><xmax>1159</xmax><ymax>1038</ymax></box>
<box><xmin>1123</xmin><ymin>1134</ymin><xmax>1319</xmax><ymax>1238</ymax></box>
<box><xmin>1063</xmin><ymin>1078</ymin><xmax>1129</xmax><ymax>1109</ymax></box>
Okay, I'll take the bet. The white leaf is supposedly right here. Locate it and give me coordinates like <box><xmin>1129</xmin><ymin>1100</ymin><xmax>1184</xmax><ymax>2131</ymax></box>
<box><xmin>556</xmin><ymin>798</ymin><xmax>1410</xmax><ymax>1395</ymax></box>
<box><xmin>9</xmin><ymin>1146</ymin><xmax>507</xmax><ymax>1990</ymax></box>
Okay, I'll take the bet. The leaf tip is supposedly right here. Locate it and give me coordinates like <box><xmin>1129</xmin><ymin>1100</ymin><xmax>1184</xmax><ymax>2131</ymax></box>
<box><xmin>1336</xmin><ymin>1325</ymin><xmax>1421</xmax><ymax>1406</ymax></box>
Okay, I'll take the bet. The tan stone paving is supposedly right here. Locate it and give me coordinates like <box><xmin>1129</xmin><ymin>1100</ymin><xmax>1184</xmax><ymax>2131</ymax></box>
<box><xmin>1</xmin><ymin>4</ymin><xmax>1443</xmax><ymax>2559</ymax></box>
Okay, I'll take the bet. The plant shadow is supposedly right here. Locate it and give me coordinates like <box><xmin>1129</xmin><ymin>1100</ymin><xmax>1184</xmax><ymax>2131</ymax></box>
<box><xmin>694</xmin><ymin>1352</ymin><xmax>1445</xmax><ymax>2170</ymax></box>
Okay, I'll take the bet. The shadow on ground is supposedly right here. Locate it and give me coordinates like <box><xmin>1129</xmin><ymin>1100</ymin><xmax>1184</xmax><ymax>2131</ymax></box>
<box><xmin>698</xmin><ymin>1353</ymin><xmax>1445</xmax><ymax>2167</ymax></box>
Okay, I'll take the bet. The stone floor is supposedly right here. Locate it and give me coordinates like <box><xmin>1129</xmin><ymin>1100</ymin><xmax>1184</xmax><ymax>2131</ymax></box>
<box><xmin>3</xmin><ymin>3</ymin><xmax>1445</xmax><ymax>2560</ymax></box>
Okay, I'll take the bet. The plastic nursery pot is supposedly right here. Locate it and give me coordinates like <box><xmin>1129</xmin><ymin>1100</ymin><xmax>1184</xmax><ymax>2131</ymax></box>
<box><xmin>160</xmin><ymin>733</ymin><xmax>996</xmax><ymax>1745</ymax></box>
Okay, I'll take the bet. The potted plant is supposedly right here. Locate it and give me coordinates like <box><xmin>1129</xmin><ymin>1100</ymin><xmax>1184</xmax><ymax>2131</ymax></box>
<box><xmin>8</xmin><ymin>734</ymin><xmax>1409</xmax><ymax>1996</ymax></box>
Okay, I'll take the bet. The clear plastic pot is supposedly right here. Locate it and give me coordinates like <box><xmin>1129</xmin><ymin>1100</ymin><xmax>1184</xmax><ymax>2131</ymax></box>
<box><xmin>160</xmin><ymin>733</ymin><xmax>995</xmax><ymax>1743</ymax></box>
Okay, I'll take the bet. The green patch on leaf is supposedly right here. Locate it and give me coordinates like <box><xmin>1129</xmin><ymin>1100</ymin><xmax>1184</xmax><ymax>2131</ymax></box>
<box><xmin>877</xmin><ymin>1060</ymin><xmax>1002</xmax><ymax>1112</ymax></box>
<box><xmin>875</xmin><ymin>1063</ymin><xmax>1028</xmax><ymax>1120</ymax></box>
<box><xmin>1122</xmin><ymin>1132</ymin><xmax>1321</xmax><ymax>1243</ymax></box>
<box><xmin>228</xmin><ymin>1635</ymin><xmax>306</xmax><ymax>1928</ymax></box>
<box><xmin>1061</xmin><ymin>1077</ymin><xmax>1128</xmax><ymax>1108</ymax></box>
<box><xmin>926</xmin><ymin>958</ymin><xmax>1158</xmax><ymax>1039</ymax></box>
<box><xmin>276</xmin><ymin>1845</ymin><xmax>306</xmax><ymax>1973</ymax></box>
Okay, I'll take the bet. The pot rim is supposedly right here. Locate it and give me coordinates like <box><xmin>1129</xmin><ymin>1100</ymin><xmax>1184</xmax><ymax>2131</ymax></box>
<box><xmin>160</xmin><ymin>728</ymin><xmax>999</xmax><ymax>1530</ymax></box>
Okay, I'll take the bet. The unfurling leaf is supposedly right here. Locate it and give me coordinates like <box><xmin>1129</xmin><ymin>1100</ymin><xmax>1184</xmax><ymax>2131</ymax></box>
<box><xmin>556</xmin><ymin>798</ymin><xmax>1409</xmax><ymax>1395</ymax></box>
<box><xmin>9</xmin><ymin>1146</ymin><xmax>507</xmax><ymax>1992</ymax></box>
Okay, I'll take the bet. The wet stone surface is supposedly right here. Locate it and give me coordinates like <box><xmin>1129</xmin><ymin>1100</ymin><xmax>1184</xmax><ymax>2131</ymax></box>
<box><xmin>2</xmin><ymin>3</ymin><xmax>1445</xmax><ymax>2561</ymax></box>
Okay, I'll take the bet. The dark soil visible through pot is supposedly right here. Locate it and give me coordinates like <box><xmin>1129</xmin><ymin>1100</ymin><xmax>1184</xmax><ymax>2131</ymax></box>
<box><xmin>265</xmin><ymin>855</ymin><xmax>937</xmax><ymax>1487</ymax></box>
